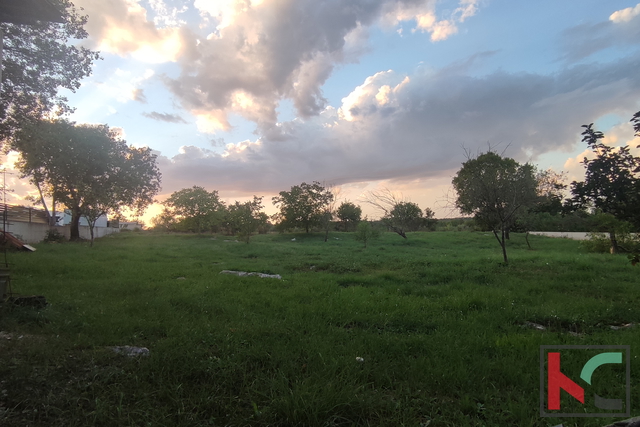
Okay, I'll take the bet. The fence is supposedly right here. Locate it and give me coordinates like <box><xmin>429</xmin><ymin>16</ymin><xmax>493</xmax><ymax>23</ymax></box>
<box><xmin>0</xmin><ymin>204</ymin><xmax>49</xmax><ymax>226</ymax></box>
<box><xmin>0</xmin><ymin>204</ymin><xmax>120</xmax><ymax>243</ymax></box>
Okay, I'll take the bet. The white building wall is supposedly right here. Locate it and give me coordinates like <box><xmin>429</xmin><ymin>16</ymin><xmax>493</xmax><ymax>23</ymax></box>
<box><xmin>60</xmin><ymin>210</ymin><xmax>108</xmax><ymax>227</ymax></box>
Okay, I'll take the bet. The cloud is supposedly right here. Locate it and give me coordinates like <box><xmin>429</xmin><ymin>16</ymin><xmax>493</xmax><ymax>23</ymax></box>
<box><xmin>610</xmin><ymin>3</ymin><xmax>640</xmax><ymax>23</ymax></box>
<box><xmin>155</xmin><ymin>52</ymin><xmax>640</xmax><ymax>196</ymax></box>
<box><xmin>75</xmin><ymin>0</ymin><xmax>187</xmax><ymax>63</ymax></box>
<box><xmin>142</xmin><ymin>112</ymin><xmax>187</xmax><ymax>123</ymax></box>
<box><xmin>560</xmin><ymin>3</ymin><xmax>640</xmax><ymax>62</ymax></box>
<box><xmin>380</xmin><ymin>0</ymin><xmax>478</xmax><ymax>41</ymax></box>
<box><xmin>162</xmin><ymin>0</ymin><xmax>481</xmax><ymax>131</ymax></box>
<box><xmin>75</xmin><ymin>0</ymin><xmax>482</xmax><ymax>130</ymax></box>
<box><xmin>132</xmin><ymin>88</ymin><xmax>147</xmax><ymax>103</ymax></box>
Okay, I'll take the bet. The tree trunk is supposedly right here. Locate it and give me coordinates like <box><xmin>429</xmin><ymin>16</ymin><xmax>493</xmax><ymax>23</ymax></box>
<box><xmin>34</xmin><ymin>181</ymin><xmax>52</xmax><ymax>225</ymax></box>
<box><xmin>89</xmin><ymin>223</ymin><xmax>95</xmax><ymax>247</ymax></box>
<box><xmin>493</xmin><ymin>228</ymin><xmax>508</xmax><ymax>264</ymax></box>
<box><xmin>505</xmin><ymin>227</ymin><xmax>510</xmax><ymax>240</ymax></box>
<box><xmin>609</xmin><ymin>231</ymin><xmax>619</xmax><ymax>254</ymax></box>
<box><xmin>389</xmin><ymin>225</ymin><xmax>407</xmax><ymax>239</ymax></box>
<box><xmin>70</xmin><ymin>206</ymin><xmax>82</xmax><ymax>240</ymax></box>
<box><xmin>525</xmin><ymin>231</ymin><xmax>532</xmax><ymax>250</ymax></box>
<box><xmin>51</xmin><ymin>194</ymin><xmax>56</xmax><ymax>227</ymax></box>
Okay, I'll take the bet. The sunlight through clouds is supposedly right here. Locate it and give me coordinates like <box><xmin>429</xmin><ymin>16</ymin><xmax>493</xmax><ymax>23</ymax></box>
<box><xmin>43</xmin><ymin>0</ymin><xmax>640</xmax><ymax>220</ymax></box>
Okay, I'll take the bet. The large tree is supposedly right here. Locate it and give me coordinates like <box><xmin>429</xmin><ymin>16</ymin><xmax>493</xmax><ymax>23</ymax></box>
<box><xmin>452</xmin><ymin>151</ymin><xmax>538</xmax><ymax>263</ymax></box>
<box><xmin>223</xmin><ymin>196</ymin><xmax>269</xmax><ymax>243</ymax></box>
<box><xmin>165</xmin><ymin>186</ymin><xmax>224</xmax><ymax>234</ymax></box>
<box><xmin>336</xmin><ymin>201</ymin><xmax>362</xmax><ymax>231</ymax></box>
<box><xmin>10</xmin><ymin>119</ymin><xmax>161</xmax><ymax>241</ymax></box>
<box><xmin>272</xmin><ymin>181</ymin><xmax>333</xmax><ymax>233</ymax></box>
<box><xmin>569</xmin><ymin>116</ymin><xmax>640</xmax><ymax>253</ymax></box>
<box><xmin>388</xmin><ymin>201</ymin><xmax>424</xmax><ymax>233</ymax></box>
<box><xmin>0</xmin><ymin>0</ymin><xmax>100</xmax><ymax>142</ymax></box>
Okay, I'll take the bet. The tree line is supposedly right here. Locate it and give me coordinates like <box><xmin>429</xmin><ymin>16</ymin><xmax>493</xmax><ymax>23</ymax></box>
<box><xmin>150</xmin><ymin>181</ymin><xmax>440</xmax><ymax>242</ymax></box>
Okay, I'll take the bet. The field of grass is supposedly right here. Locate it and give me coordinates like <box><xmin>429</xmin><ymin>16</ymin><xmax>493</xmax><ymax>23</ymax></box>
<box><xmin>1</xmin><ymin>231</ymin><xmax>639</xmax><ymax>426</ymax></box>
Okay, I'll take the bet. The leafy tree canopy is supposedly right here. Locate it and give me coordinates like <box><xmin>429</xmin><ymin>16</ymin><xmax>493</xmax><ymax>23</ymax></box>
<box><xmin>272</xmin><ymin>181</ymin><xmax>333</xmax><ymax>233</ymax></box>
<box><xmin>223</xmin><ymin>196</ymin><xmax>269</xmax><ymax>243</ymax></box>
<box><xmin>388</xmin><ymin>201</ymin><xmax>424</xmax><ymax>233</ymax></box>
<box><xmin>166</xmin><ymin>186</ymin><xmax>224</xmax><ymax>234</ymax></box>
<box><xmin>336</xmin><ymin>201</ymin><xmax>362</xmax><ymax>231</ymax></box>
<box><xmin>452</xmin><ymin>151</ymin><xmax>538</xmax><ymax>263</ymax></box>
<box><xmin>569</xmin><ymin>119</ymin><xmax>640</xmax><ymax>227</ymax></box>
<box><xmin>0</xmin><ymin>0</ymin><xmax>100</xmax><ymax>142</ymax></box>
<box><xmin>10</xmin><ymin>118</ymin><xmax>161</xmax><ymax>241</ymax></box>
<box><xmin>568</xmin><ymin>113</ymin><xmax>640</xmax><ymax>253</ymax></box>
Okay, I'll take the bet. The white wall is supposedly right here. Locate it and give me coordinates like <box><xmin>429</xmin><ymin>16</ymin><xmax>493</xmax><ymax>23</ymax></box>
<box><xmin>6</xmin><ymin>222</ymin><xmax>120</xmax><ymax>244</ymax></box>
<box><xmin>60</xmin><ymin>210</ymin><xmax>108</xmax><ymax>227</ymax></box>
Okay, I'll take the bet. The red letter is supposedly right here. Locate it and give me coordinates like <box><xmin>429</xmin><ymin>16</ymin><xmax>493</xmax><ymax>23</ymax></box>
<box><xmin>548</xmin><ymin>352</ymin><xmax>584</xmax><ymax>410</ymax></box>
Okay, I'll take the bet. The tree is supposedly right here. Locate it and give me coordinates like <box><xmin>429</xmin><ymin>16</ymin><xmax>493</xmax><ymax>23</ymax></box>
<box><xmin>630</xmin><ymin>111</ymin><xmax>640</xmax><ymax>266</ymax></box>
<box><xmin>517</xmin><ymin>168</ymin><xmax>567</xmax><ymax>248</ymax></box>
<box><xmin>452</xmin><ymin>151</ymin><xmax>538</xmax><ymax>263</ymax></box>
<box><xmin>336</xmin><ymin>201</ymin><xmax>362</xmax><ymax>231</ymax></box>
<box><xmin>354</xmin><ymin>218</ymin><xmax>380</xmax><ymax>248</ymax></box>
<box><xmin>318</xmin><ymin>185</ymin><xmax>340</xmax><ymax>242</ymax></box>
<box><xmin>165</xmin><ymin>186</ymin><xmax>224</xmax><ymax>234</ymax></box>
<box><xmin>389</xmin><ymin>201</ymin><xmax>424</xmax><ymax>233</ymax></box>
<box><xmin>533</xmin><ymin>169</ymin><xmax>567</xmax><ymax>215</ymax></box>
<box><xmin>569</xmin><ymin>117</ymin><xmax>640</xmax><ymax>253</ymax></box>
<box><xmin>423</xmin><ymin>207</ymin><xmax>438</xmax><ymax>231</ymax></box>
<box><xmin>272</xmin><ymin>181</ymin><xmax>334</xmax><ymax>233</ymax></box>
<box><xmin>361</xmin><ymin>188</ymin><xmax>423</xmax><ymax>238</ymax></box>
<box><xmin>223</xmin><ymin>196</ymin><xmax>268</xmax><ymax>243</ymax></box>
<box><xmin>10</xmin><ymin>119</ymin><xmax>161</xmax><ymax>241</ymax></box>
<box><xmin>0</xmin><ymin>0</ymin><xmax>100</xmax><ymax>142</ymax></box>
<box><xmin>151</xmin><ymin>207</ymin><xmax>178</xmax><ymax>232</ymax></box>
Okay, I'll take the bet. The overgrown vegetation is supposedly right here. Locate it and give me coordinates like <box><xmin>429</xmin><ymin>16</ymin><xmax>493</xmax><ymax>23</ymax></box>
<box><xmin>43</xmin><ymin>228</ymin><xmax>65</xmax><ymax>243</ymax></box>
<box><xmin>1</xmin><ymin>231</ymin><xmax>638</xmax><ymax>426</ymax></box>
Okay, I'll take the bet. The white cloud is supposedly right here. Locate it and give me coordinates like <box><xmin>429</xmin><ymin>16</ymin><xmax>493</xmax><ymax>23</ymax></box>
<box><xmin>147</xmin><ymin>0</ymin><xmax>188</xmax><ymax>27</ymax></box>
<box><xmin>429</xmin><ymin>20</ymin><xmax>458</xmax><ymax>42</ymax></box>
<box><xmin>74</xmin><ymin>0</ymin><xmax>482</xmax><ymax>130</ymax></box>
<box><xmin>75</xmin><ymin>0</ymin><xmax>186</xmax><ymax>63</ymax></box>
<box><xmin>610</xmin><ymin>3</ymin><xmax>640</xmax><ymax>23</ymax></box>
<box><xmin>162</xmin><ymin>0</ymin><xmax>482</xmax><ymax>131</ymax></box>
<box><xmin>381</xmin><ymin>0</ymin><xmax>479</xmax><ymax>41</ymax></box>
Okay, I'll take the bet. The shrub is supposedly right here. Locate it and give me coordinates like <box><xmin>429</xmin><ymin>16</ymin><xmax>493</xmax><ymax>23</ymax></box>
<box><xmin>581</xmin><ymin>232</ymin><xmax>640</xmax><ymax>253</ymax></box>
<box><xmin>43</xmin><ymin>229</ymin><xmax>65</xmax><ymax>243</ymax></box>
<box><xmin>354</xmin><ymin>219</ymin><xmax>381</xmax><ymax>248</ymax></box>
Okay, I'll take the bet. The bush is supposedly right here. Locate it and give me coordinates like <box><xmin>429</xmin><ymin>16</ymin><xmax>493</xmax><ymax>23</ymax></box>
<box><xmin>435</xmin><ymin>218</ymin><xmax>480</xmax><ymax>232</ymax></box>
<box><xmin>581</xmin><ymin>232</ymin><xmax>640</xmax><ymax>253</ymax></box>
<box><xmin>354</xmin><ymin>219</ymin><xmax>381</xmax><ymax>248</ymax></box>
<box><xmin>43</xmin><ymin>228</ymin><xmax>65</xmax><ymax>243</ymax></box>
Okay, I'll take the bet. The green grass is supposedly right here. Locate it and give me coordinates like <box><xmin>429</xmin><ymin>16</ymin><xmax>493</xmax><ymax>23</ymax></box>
<box><xmin>1</xmin><ymin>231</ymin><xmax>639</xmax><ymax>426</ymax></box>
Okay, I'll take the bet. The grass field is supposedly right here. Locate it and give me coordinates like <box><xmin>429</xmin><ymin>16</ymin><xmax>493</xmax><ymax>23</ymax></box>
<box><xmin>0</xmin><ymin>231</ymin><xmax>638</xmax><ymax>426</ymax></box>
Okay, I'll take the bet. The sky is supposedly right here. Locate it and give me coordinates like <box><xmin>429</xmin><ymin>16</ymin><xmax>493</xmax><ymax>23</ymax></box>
<box><xmin>5</xmin><ymin>0</ymin><xmax>640</xmax><ymax>223</ymax></box>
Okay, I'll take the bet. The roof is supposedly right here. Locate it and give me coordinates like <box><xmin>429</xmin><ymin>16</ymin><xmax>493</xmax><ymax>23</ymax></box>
<box><xmin>0</xmin><ymin>0</ymin><xmax>64</xmax><ymax>25</ymax></box>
